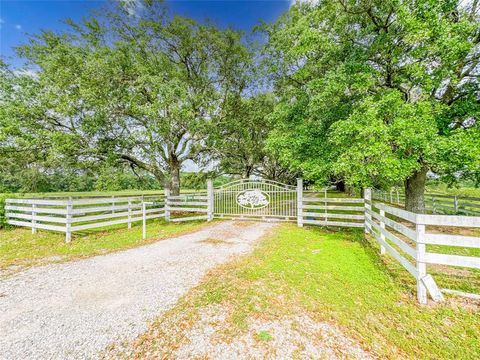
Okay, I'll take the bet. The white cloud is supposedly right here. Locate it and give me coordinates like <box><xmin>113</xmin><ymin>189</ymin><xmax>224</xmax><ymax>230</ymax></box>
<box><xmin>291</xmin><ymin>0</ymin><xmax>319</xmax><ymax>6</ymax></box>
<box><xmin>13</xmin><ymin>68</ymin><xmax>38</xmax><ymax>78</ymax></box>
<box><xmin>15</xmin><ymin>24</ymin><xmax>22</xmax><ymax>30</ymax></box>
<box><xmin>122</xmin><ymin>0</ymin><xmax>144</xmax><ymax>17</ymax></box>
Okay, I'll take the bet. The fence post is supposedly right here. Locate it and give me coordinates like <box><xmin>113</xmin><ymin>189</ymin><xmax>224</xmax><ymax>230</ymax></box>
<box><xmin>324</xmin><ymin>189</ymin><xmax>327</xmax><ymax>223</ymax></box>
<box><xmin>432</xmin><ymin>195</ymin><xmax>436</xmax><ymax>214</ymax></box>
<box><xmin>379</xmin><ymin>209</ymin><xmax>386</xmax><ymax>255</ymax></box>
<box><xmin>390</xmin><ymin>190</ymin><xmax>393</xmax><ymax>204</ymax></box>
<box><xmin>164</xmin><ymin>188</ymin><xmax>170</xmax><ymax>221</ymax></box>
<box><xmin>396</xmin><ymin>190</ymin><xmax>400</xmax><ymax>205</ymax></box>
<box><xmin>65</xmin><ymin>197</ymin><xmax>73</xmax><ymax>243</ymax></box>
<box><xmin>297</xmin><ymin>178</ymin><xmax>303</xmax><ymax>227</ymax></box>
<box><xmin>415</xmin><ymin>218</ymin><xmax>428</xmax><ymax>304</ymax></box>
<box><xmin>207</xmin><ymin>179</ymin><xmax>214</xmax><ymax>221</ymax></box>
<box><xmin>364</xmin><ymin>188</ymin><xmax>371</xmax><ymax>234</ymax></box>
<box><xmin>31</xmin><ymin>203</ymin><xmax>37</xmax><ymax>234</ymax></box>
<box><xmin>112</xmin><ymin>195</ymin><xmax>115</xmax><ymax>214</ymax></box>
<box><xmin>142</xmin><ymin>201</ymin><xmax>147</xmax><ymax>240</ymax></box>
<box><xmin>128</xmin><ymin>200</ymin><xmax>132</xmax><ymax>229</ymax></box>
<box><xmin>454</xmin><ymin>196</ymin><xmax>458</xmax><ymax>214</ymax></box>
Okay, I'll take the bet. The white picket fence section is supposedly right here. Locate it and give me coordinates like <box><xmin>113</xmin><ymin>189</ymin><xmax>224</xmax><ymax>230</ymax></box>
<box><xmin>372</xmin><ymin>189</ymin><xmax>480</xmax><ymax>216</ymax></box>
<box><xmin>6</xmin><ymin>195</ymin><xmax>165</xmax><ymax>242</ymax></box>
<box><xmin>364</xmin><ymin>189</ymin><xmax>480</xmax><ymax>304</ymax></box>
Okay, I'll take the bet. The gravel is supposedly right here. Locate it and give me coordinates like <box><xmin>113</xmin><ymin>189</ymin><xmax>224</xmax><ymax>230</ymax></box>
<box><xmin>175</xmin><ymin>305</ymin><xmax>373</xmax><ymax>360</ymax></box>
<box><xmin>0</xmin><ymin>221</ymin><xmax>275</xmax><ymax>360</ymax></box>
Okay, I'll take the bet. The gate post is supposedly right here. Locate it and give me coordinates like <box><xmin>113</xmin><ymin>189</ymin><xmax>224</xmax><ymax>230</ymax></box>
<box><xmin>127</xmin><ymin>200</ymin><xmax>132</xmax><ymax>229</ymax></box>
<box><xmin>164</xmin><ymin>188</ymin><xmax>170</xmax><ymax>222</ymax></box>
<box><xmin>297</xmin><ymin>178</ymin><xmax>303</xmax><ymax>227</ymax></box>
<box><xmin>31</xmin><ymin>203</ymin><xmax>37</xmax><ymax>234</ymax></box>
<box><xmin>142</xmin><ymin>201</ymin><xmax>147</xmax><ymax>240</ymax></box>
<box><xmin>364</xmin><ymin>188</ymin><xmax>372</xmax><ymax>234</ymax></box>
<box><xmin>415</xmin><ymin>218</ymin><xmax>428</xmax><ymax>304</ymax></box>
<box><xmin>207</xmin><ymin>179</ymin><xmax>214</xmax><ymax>221</ymax></box>
<box><xmin>65</xmin><ymin>197</ymin><xmax>73</xmax><ymax>243</ymax></box>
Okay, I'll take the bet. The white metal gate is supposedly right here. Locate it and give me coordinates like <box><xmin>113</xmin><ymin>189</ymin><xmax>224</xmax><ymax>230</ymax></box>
<box><xmin>214</xmin><ymin>179</ymin><xmax>297</xmax><ymax>221</ymax></box>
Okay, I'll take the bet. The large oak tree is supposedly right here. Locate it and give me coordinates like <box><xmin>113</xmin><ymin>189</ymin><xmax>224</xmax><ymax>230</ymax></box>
<box><xmin>13</xmin><ymin>1</ymin><xmax>250</xmax><ymax>195</ymax></box>
<box><xmin>265</xmin><ymin>0</ymin><xmax>480</xmax><ymax>212</ymax></box>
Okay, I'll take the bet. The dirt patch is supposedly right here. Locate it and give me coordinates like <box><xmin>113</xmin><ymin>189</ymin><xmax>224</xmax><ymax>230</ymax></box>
<box><xmin>198</xmin><ymin>238</ymin><xmax>232</xmax><ymax>245</ymax></box>
<box><xmin>117</xmin><ymin>304</ymin><xmax>373</xmax><ymax>360</ymax></box>
<box><xmin>427</xmin><ymin>225</ymin><xmax>480</xmax><ymax>237</ymax></box>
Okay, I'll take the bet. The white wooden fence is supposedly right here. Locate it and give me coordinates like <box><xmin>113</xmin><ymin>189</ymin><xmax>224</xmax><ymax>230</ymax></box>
<box><xmin>364</xmin><ymin>189</ymin><xmax>480</xmax><ymax>304</ymax></box>
<box><xmin>6</xmin><ymin>195</ymin><xmax>165</xmax><ymax>242</ymax></box>
<box><xmin>5</xmin><ymin>185</ymin><xmax>214</xmax><ymax>242</ymax></box>
<box><xmin>5</xmin><ymin>181</ymin><xmax>480</xmax><ymax>304</ymax></box>
<box><xmin>165</xmin><ymin>180</ymin><xmax>213</xmax><ymax>222</ymax></box>
<box><xmin>372</xmin><ymin>189</ymin><xmax>480</xmax><ymax>216</ymax></box>
<box><xmin>297</xmin><ymin>179</ymin><xmax>365</xmax><ymax>228</ymax></box>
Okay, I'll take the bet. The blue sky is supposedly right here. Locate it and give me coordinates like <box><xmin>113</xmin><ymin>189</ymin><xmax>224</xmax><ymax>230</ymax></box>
<box><xmin>0</xmin><ymin>0</ymin><xmax>291</xmax><ymax>67</ymax></box>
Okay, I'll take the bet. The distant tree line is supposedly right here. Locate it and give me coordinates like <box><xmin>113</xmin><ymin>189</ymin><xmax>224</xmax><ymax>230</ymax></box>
<box><xmin>1</xmin><ymin>0</ymin><xmax>479</xmax><ymax>212</ymax></box>
<box><xmin>0</xmin><ymin>163</ymin><xmax>234</xmax><ymax>193</ymax></box>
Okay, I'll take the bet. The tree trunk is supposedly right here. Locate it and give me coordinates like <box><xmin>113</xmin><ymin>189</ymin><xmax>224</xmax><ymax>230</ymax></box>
<box><xmin>242</xmin><ymin>165</ymin><xmax>253</xmax><ymax>179</ymax></box>
<box><xmin>167</xmin><ymin>157</ymin><xmax>181</xmax><ymax>196</ymax></box>
<box><xmin>336</xmin><ymin>180</ymin><xmax>346</xmax><ymax>192</ymax></box>
<box><xmin>404</xmin><ymin>166</ymin><xmax>428</xmax><ymax>214</ymax></box>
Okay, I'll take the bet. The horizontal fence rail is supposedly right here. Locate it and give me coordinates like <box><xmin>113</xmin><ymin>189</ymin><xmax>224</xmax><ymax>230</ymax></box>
<box><xmin>372</xmin><ymin>189</ymin><xmax>480</xmax><ymax>216</ymax></box>
<box><xmin>297</xmin><ymin>180</ymin><xmax>364</xmax><ymax>228</ymax></box>
<box><xmin>166</xmin><ymin>187</ymin><xmax>211</xmax><ymax>223</ymax></box>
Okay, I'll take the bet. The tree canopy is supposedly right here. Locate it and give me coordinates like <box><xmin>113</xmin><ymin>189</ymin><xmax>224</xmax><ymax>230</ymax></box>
<box><xmin>1</xmin><ymin>0</ymin><xmax>479</xmax><ymax>212</ymax></box>
<box><xmin>264</xmin><ymin>0</ymin><xmax>480</xmax><ymax>211</ymax></box>
<box><xmin>5</xmin><ymin>1</ymin><xmax>250</xmax><ymax>195</ymax></box>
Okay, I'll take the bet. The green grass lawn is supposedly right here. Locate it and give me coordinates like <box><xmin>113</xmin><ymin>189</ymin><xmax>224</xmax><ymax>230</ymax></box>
<box><xmin>0</xmin><ymin>219</ymin><xmax>209</xmax><ymax>271</ymax></box>
<box><xmin>427</xmin><ymin>184</ymin><xmax>480</xmax><ymax>198</ymax></box>
<box><xmin>128</xmin><ymin>224</ymin><xmax>480</xmax><ymax>359</ymax></box>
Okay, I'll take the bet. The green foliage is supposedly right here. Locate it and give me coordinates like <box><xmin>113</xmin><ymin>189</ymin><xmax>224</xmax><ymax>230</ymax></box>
<box><xmin>255</xmin><ymin>330</ymin><xmax>273</xmax><ymax>342</ymax></box>
<box><xmin>180</xmin><ymin>172</ymin><xmax>209</xmax><ymax>190</ymax></box>
<box><xmin>264</xmin><ymin>0</ymin><xmax>480</xmax><ymax>192</ymax></box>
<box><xmin>330</xmin><ymin>91</ymin><xmax>439</xmax><ymax>187</ymax></box>
<box><xmin>4</xmin><ymin>2</ymin><xmax>251</xmax><ymax>194</ymax></box>
<box><xmin>212</xmin><ymin>94</ymin><xmax>275</xmax><ymax>178</ymax></box>
<box><xmin>94</xmin><ymin>165</ymin><xmax>159</xmax><ymax>191</ymax></box>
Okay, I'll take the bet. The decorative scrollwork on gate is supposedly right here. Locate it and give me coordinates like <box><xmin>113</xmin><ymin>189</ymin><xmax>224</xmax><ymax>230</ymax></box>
<box><xmin>236</xmin><ymin>189</ymin><xmax>270</xmax><ymax>209</ymax></box>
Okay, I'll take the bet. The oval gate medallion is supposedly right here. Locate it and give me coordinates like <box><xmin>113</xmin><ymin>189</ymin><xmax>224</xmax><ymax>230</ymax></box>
<box><xmin>236</xmin><ymin>189</ymin><xmax>270</xmax><ymax>209</ymax></box>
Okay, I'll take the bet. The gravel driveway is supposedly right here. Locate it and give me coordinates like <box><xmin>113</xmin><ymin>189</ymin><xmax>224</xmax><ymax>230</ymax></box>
<box><xmin>0</xmin><ymin>221</ymin><xmax>275</xmax><ymax>360</ymax></box>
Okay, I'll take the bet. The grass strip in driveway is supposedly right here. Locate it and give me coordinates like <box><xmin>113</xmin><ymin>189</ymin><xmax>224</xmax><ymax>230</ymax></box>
<box><xmin>119</xmin><ymin>223</ymin><xmax>480</xmax><ymax>359</ymax></box>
